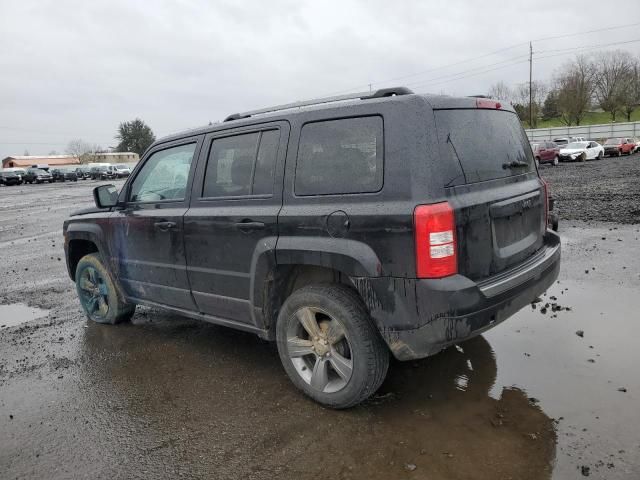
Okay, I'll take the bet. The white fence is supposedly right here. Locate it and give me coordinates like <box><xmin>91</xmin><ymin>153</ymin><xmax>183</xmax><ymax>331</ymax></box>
<box><xmin>525</xmin><ymin>121</ymin><xmax>640</xmax><ymax>142</ymax></box>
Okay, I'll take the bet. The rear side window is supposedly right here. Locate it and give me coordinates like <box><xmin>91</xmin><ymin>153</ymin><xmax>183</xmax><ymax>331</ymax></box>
<box><xmin>435</xmin><ymin>109</ymin><xmax>534</xmax><ymax>186</ymax></box>
<box><xmin>295</xmin><ymin>116</ymin><xmax>383</xmax><ymax>195</ymax></box>
<box><xmin>202</xmin><ymin>130</ymin><xmax>279</xmax><ymax>198</ymax></box>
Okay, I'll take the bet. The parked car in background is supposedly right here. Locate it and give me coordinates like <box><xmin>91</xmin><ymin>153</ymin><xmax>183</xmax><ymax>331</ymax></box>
<box><xmin>90</xmin><ymin>165</ymin><xmax>116</xmax><ymax>180</ymax></box>
<box><xmin>51</xmin><ymin>168</ymin><xmax>78</xmax><ymax>182</ymax></box>
<box><xmin>0</xmin><ymin>170</ymin><xmax>23</xmax><ymax>186</ymax></box>
<box><xmin>64</xmin><ymin>89</ymin><xmax>560</xmax><ymax>408</ymax></box>
<box><xmin>113</xmin><ymin>164</ymin><xmax>132</xmax><ymax>177</ymax></box>
<box><xmin>75</xmin><ymin>166</ymin><xmax>92</xmax><ymax>179</ymax></box>
<box><xmin>553</xmin><ymin>136</ymin><xmax>586</xmax><ymax>147</ymax></box>
<box><xmin>633</xmin><ymin>138</ymin><xmax>640</xmax><ymax>153</ymax></box>
<box><xmin>23</xmin><ymin>168</ymin><xmax>53</xmax><ymax>184</ymax></box>
<box><xmin>559</xmin><ymin>141</ymin><xmax>604</xmax><ymax>162</ymax></box>
<box><xmin>531</xmin><ymin>141</ymin><xmax>560</xmax><ymax>166</ymax></box>
<box><xmin>603</xmin><ymin>138</ymin><xmax>635</xmax><ymax>157</ymax></box>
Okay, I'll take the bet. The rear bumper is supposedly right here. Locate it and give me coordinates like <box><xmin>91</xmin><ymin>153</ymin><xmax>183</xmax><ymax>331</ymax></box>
<box><xmin>352</xmin><ymin>231</ymin><xmax>561</xmax><ymax>361</ymax></box>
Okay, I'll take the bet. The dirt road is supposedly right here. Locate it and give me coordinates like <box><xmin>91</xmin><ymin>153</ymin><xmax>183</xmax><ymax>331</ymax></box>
<box><xmin>1</xmin><ymin>173</ymin><xmax>639</xmax><ymax>479</ymax></box>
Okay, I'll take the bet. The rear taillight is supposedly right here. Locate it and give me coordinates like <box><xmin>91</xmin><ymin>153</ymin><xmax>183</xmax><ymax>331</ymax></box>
<box><xmin>541</xmin><ymin>178</ymin><xmax>549</xmax><ymax>227</ymax></box>
<box><xmin>414</xmin><ymin>202</ymin><xmax>457</xmax><ymax>278</ymax></box>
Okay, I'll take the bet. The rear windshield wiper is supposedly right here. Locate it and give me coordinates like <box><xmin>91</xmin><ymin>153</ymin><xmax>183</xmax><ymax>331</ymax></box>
<box><xmin>502</xmin><ymin>160</ymin><xmax>529</xmax><ymax>169</ymax></box>
<box><xmin>444</xmin><ymin>133</ymin><xmax>468</xmax><ymax>187</ymax></box>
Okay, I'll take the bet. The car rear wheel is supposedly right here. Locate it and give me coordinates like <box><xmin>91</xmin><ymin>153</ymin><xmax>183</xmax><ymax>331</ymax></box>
<box><xmin>598</xmin><ymin>151</ymin><xmax>603</xmax><ymax>160</ymax></box>
<box><xmin>553</xmin><ymin>155</ymin><xmax>559</xmax><ymax>166</ymax></box>
<box><xmin>276</xmin><ymin>284</ymin><xmax>389</xmax><ymax>409</ymax></box>
<box><xmin>580</xmin><ymin>152</ymin><xmax>586</xmax><ymax>162</ymax></box>
<box><xmin>75</xmin><ymin>253</ymin><xmax>135</xmax><ymax>325</ymax></box>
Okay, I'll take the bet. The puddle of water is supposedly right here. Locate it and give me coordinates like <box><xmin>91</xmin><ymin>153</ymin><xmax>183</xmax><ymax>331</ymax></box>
<box><xmin>485</xmin><ymin>280</ymin><xmax>640</xmax><ymax>479</ymax></box>
<box><xmin>0</xmin><ymin>303</ymin><xmax>49</xmax><ymax>328</ymax></box>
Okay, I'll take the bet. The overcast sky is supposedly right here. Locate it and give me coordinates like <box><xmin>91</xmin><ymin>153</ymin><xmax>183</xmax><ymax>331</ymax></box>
<box><xmin>1</xmin><ymin>0</ymin><xmax>639</xmax><ymax>159</ymax></box>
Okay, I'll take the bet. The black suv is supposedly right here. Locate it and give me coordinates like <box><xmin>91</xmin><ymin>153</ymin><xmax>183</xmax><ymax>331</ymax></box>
<box><xmin>51</xmin><ymin>168</ymin><xmax>78</xmax><ymax>182</ymax></box>
<box><xmin>63</xmin><ymin>88</ymin><xmax>560</xmax><ymax>408</ymax></box>
<box><xmin>23</xmin><ymin>168</ymin><xmax>53</xmax><ymax>184</ymax></box>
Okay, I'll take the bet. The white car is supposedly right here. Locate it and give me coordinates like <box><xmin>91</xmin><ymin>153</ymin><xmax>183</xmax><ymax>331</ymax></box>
<box><xmin>558</xmin><ymin>141</ymin><xmax>604</xmax><ymax>162</ymax></box>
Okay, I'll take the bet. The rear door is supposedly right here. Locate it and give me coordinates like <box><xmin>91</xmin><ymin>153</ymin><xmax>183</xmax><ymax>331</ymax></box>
<box><xmin>108</xmin><ymin>138</ymin><xmax>202</xmax><ymax>310</ymax></box>
<box><xmin>434</xmin><ymin>107</ymin><xmax>545</xmax><ymax>280</ymax></box>
<box><xmin>183</xmin><ymin>122</ymin><xmax>288</xmax><ymax>325</ymax></box>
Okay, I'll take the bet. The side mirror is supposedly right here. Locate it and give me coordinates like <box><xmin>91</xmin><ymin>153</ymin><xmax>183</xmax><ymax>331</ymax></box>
<box><xmin>93</xmin><ymin>184</ymin><xmax>119</xmax><ymax>208</ymax></box>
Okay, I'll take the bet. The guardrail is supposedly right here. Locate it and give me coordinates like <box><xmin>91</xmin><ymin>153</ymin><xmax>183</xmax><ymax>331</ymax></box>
<box><xmin>525</xmin><ymin>121</ymin><xmax>640</xmax><ymax>142</ymax></box>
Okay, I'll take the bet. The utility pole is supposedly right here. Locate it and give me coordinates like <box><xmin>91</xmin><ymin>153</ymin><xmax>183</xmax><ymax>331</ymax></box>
<box><xmin>529</xmin><ymin>42</ymin><xmax>533</xmax><ymax>128</ymax></box>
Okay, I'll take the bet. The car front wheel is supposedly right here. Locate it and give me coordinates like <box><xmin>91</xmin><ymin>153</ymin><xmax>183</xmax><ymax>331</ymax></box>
<box><xmin>553</xmin><ymin>155</ymin><xmax>559</xmax><ymax>166</ymax></box>
<box><xmin>75</xmin><ymin>253</ymin><xmax>135</xmax><ymax>324</ymax></box>
<box><xmin>276</xmin><ymin>284</ymin><xmax>389</xmax><ymax>409</ymax></box>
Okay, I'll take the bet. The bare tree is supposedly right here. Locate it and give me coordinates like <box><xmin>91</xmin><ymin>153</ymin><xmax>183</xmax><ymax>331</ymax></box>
<box><xmin>593</xmin><ymin>50</ymin><xmax>634</xmax><ymax>122</ymax></box>
<box><xmin>487</xmin><ymin>81</ymin><xmax>514</xmax><ymax>103</ymax></box>
<box><xmin>555</xmin><ymin>55</ymin><xmax>596</xmax><ymax>126</ymax></box>
<box><xmin>620</xmin><ymin>59</ymin><xmax>640</xmax><ymax>122</ymax></box>
<box><xmin>513</xmin><ymin>81</ymin><xmax>547</xmax><ymax>128</ymax></box>
<box><xmin>65</xmin><ymin>139</ymin><xmax>103</xmax><ymax>164</ymax></box>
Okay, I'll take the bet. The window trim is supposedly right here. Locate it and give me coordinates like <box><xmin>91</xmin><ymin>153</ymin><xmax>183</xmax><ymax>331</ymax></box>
<box><xmin>126</xmin><ymin>140</ymin><xmax>199</xmax><ymax>205</ymax></box>
<box><xmin>293</xmin><ymin>114</ymin><xmax>385</xmax><ymax>198</ymax></box>
<box><xmin>199</xmin><ymin>127</ymin><xmax>281</xmax><ymax>201</ymax></box>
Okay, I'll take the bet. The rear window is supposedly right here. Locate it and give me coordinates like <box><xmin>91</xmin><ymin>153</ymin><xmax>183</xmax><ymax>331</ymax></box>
<box><xmin>435</xmin><ymin>109</ymin><xmax>534</xmax><ymax>185</ymax></box>
<box><xmin>604</xmin><ymin>138</ymin><xmax>622</xmax><ymax>145</ymax></box>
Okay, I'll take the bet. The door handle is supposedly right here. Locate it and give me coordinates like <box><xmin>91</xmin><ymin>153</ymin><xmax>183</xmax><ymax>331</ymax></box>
<box><xmin>154</xmin><ymin>221</ymin><xmax>177</xmax><ymax>231</ymax></box>
<box><xmin>235</xmin><ymin>220</ymin><xmax>265</xmax><ymax>231</ymax></box>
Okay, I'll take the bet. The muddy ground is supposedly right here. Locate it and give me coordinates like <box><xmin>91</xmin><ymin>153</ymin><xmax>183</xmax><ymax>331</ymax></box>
<box><xmin>1</xmin><ymin>165</ymin><xmax>639</xmax><ymax>479</ymax></box>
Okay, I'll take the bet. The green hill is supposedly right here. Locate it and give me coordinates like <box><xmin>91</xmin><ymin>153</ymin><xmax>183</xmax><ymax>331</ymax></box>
<box><xmin>523</xmin><ymin>110</ymin><xmax>640</xmax><ymax>129</ymax></box>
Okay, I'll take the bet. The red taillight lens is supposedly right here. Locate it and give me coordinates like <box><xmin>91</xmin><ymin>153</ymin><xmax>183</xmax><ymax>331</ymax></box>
<box><xmin>414</xmin><ymin>202</ymin><xmax>457</xmax><ymax>279</ymax></box>
<box><xmin>541</xmin><ymin>178</ymin><xmax>549</xmax><ymax>227</ymax></box>
<box><xmin>476</xmin><ymin>98</ymin><xmax>502</xmax><ymax>109</ymax></box>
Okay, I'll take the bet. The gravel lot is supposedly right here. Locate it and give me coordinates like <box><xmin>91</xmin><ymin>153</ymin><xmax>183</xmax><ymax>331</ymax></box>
<box><xmin>539</xmin><ymin>151</ymin><xmax>640</xmax><ymax>225</ymax></box>
<box><xmin>1</xmin><ymin>172</ymin><xmax>639</xmax><ymax>479</ymax></box>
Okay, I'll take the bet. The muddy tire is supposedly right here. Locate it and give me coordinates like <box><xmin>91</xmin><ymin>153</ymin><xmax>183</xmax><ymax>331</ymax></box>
<box><xmin>597</xmin><ymin>151</ymin><xmax>603</xmax><ymax>160</ymax></box>
<box><xmin>75</xmin><ymin>253</ymin><xmax>135</xmax><ymax>325</ymax></box>
<box><xmin>276</xmin><ymin>284</ymin><xmax>389</xmax><ymax>409</ymax></box>
<box><xmin>580</xmin><ymin>152</ymin><xmax>586</xmax><ymax>162</ymax></box>
<box><xmin>553</xmin><ymin>155</ymin><xmax>559</xmax><ymax>166</ymax></box>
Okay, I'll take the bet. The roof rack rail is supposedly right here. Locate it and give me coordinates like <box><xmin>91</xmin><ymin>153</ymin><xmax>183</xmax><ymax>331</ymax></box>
<box><xmin>223</xmin><ymin>86</ymin><xmax>414</xmax><ymax>122</ymax></box>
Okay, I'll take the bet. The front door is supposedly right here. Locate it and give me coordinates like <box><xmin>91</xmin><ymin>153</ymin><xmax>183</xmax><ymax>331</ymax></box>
<box><xmin>108</xmin><ymin>138</ymin><xmax>202</xmax><ymax>311</ymax></box>
<box><xmin>183</xmin><ymin>122</ymin><xmax>288</xmax><ymax>326</ymax></box>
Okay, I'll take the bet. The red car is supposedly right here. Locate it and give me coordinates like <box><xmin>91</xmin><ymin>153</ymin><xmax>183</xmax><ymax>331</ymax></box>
<box><xmin>531</xmin><ymin>141</ymin><xmax>560</xmax><ymax>166</ymax></box>
<box><xmin>603</xmin><ymin>138</ymin><xmax>635</xmax><ymax>157</ymax></box>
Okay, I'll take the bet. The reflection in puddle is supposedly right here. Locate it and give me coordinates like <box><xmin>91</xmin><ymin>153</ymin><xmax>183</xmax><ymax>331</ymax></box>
<box><xmin>0</xmin><ymin>303</ymin><xmax>49</xmax><ymax>328</ymax></box>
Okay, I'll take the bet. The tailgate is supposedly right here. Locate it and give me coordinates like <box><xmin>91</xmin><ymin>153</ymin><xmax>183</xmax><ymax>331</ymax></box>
<box><xmin>434</xmin><ymin>107</ymin><xmax>545</xmax><ymax>280</ymax></box>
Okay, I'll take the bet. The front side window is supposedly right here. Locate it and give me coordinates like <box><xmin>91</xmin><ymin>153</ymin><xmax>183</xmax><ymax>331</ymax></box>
<box><xmin>295</xmin><ymin>116</ymin><xmax>383</xmax><ymax>195</ymax></box>
<box><xmin>202</xmin><ymin>129</ymin><xmax>279</xmax><ymax>198</ymax></box>
<box><xmin>129</xmin><ymin>143</ymin><xmax>196</xmax><ymax>202</ymax></box>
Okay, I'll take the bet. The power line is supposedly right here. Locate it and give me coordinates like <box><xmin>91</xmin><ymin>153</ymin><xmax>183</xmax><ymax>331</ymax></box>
<box><xmin>325</xmin><ymin>21</ymin><xmax>640</xmax><ymax>96</ymax></box>
<box><xmin>536</xmin><ymin>38</ymin><xmax>640</xmax><ymax>55</ymax></box>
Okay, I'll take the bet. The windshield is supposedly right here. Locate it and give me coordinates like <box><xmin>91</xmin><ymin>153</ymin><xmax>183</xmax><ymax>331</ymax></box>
<box><xmin>33</xmin><ymin>169</ymin><xmax>47</xmax><ymax>174</ymax></box>
<box><xmin>604</xmin><ymin>138</ymin><xmax>622</xmax><ymax>145</ymax></box>
<box><xmin>565</xmin><ymin>142</ymin><xmax>587</xmax><ymax>149</ymax></box>
<box><xmin>435</xmin><ymin>109</ymin><xmax>534</xmax><ymax>185</ymax></box>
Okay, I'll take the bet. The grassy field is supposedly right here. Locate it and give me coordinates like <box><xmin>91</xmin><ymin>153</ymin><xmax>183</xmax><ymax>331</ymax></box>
<box><xmin>523</xmin><ymin>110</ymin><xmax>640</xmax><ymax>129</ymax></box>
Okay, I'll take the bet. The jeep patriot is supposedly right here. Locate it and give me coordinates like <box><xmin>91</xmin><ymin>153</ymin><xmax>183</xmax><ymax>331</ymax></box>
<box><xmin>64</xmin><ymin>87</ymin><xmax>560</xmax><ymax>408</ymax></box>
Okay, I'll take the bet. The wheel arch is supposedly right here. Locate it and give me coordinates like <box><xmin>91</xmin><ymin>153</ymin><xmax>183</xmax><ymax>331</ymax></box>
<box><xmin>65</xmin><ymin>223</ymin><xmax>109</xmax><ymax>281</ymax></box>
<box><xmin>255</xmin><ymin>237</ymin><xmax>383</xmax><ymax>338</ymax></box>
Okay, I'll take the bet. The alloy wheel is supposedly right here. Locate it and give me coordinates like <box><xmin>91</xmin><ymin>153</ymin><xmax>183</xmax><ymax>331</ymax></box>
<box><xmin>78</xmin><ymin>266</ymin><xmax>110</xmax><ymax>319</ymax></box>
<box><xmin>286</xmin><ymin>307</ymin><xmax>353</xmax><ymax>393</ymax></box>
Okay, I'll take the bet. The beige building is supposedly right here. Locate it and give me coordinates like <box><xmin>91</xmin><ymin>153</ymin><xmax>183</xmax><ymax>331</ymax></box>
<box><xmin>91</xmin><ymin>152</ymin><xmax>139</xmax><ymax>163</ymax></box>
<box><xmin>2</xmin><ymin>155</ymin><xmax>80</xmax><ymax>169</ymax></box>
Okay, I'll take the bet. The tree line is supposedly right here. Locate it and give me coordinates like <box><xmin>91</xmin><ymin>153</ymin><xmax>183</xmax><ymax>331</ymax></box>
<box><xmin>488</xmin><ymin>49</ymin><xmax>640</xmax><ymax>128</ymax></box>
<box><xmin>65</xmin><ymin>118</ymin><xmax>156</xmax><ymax>163</ymax></box>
